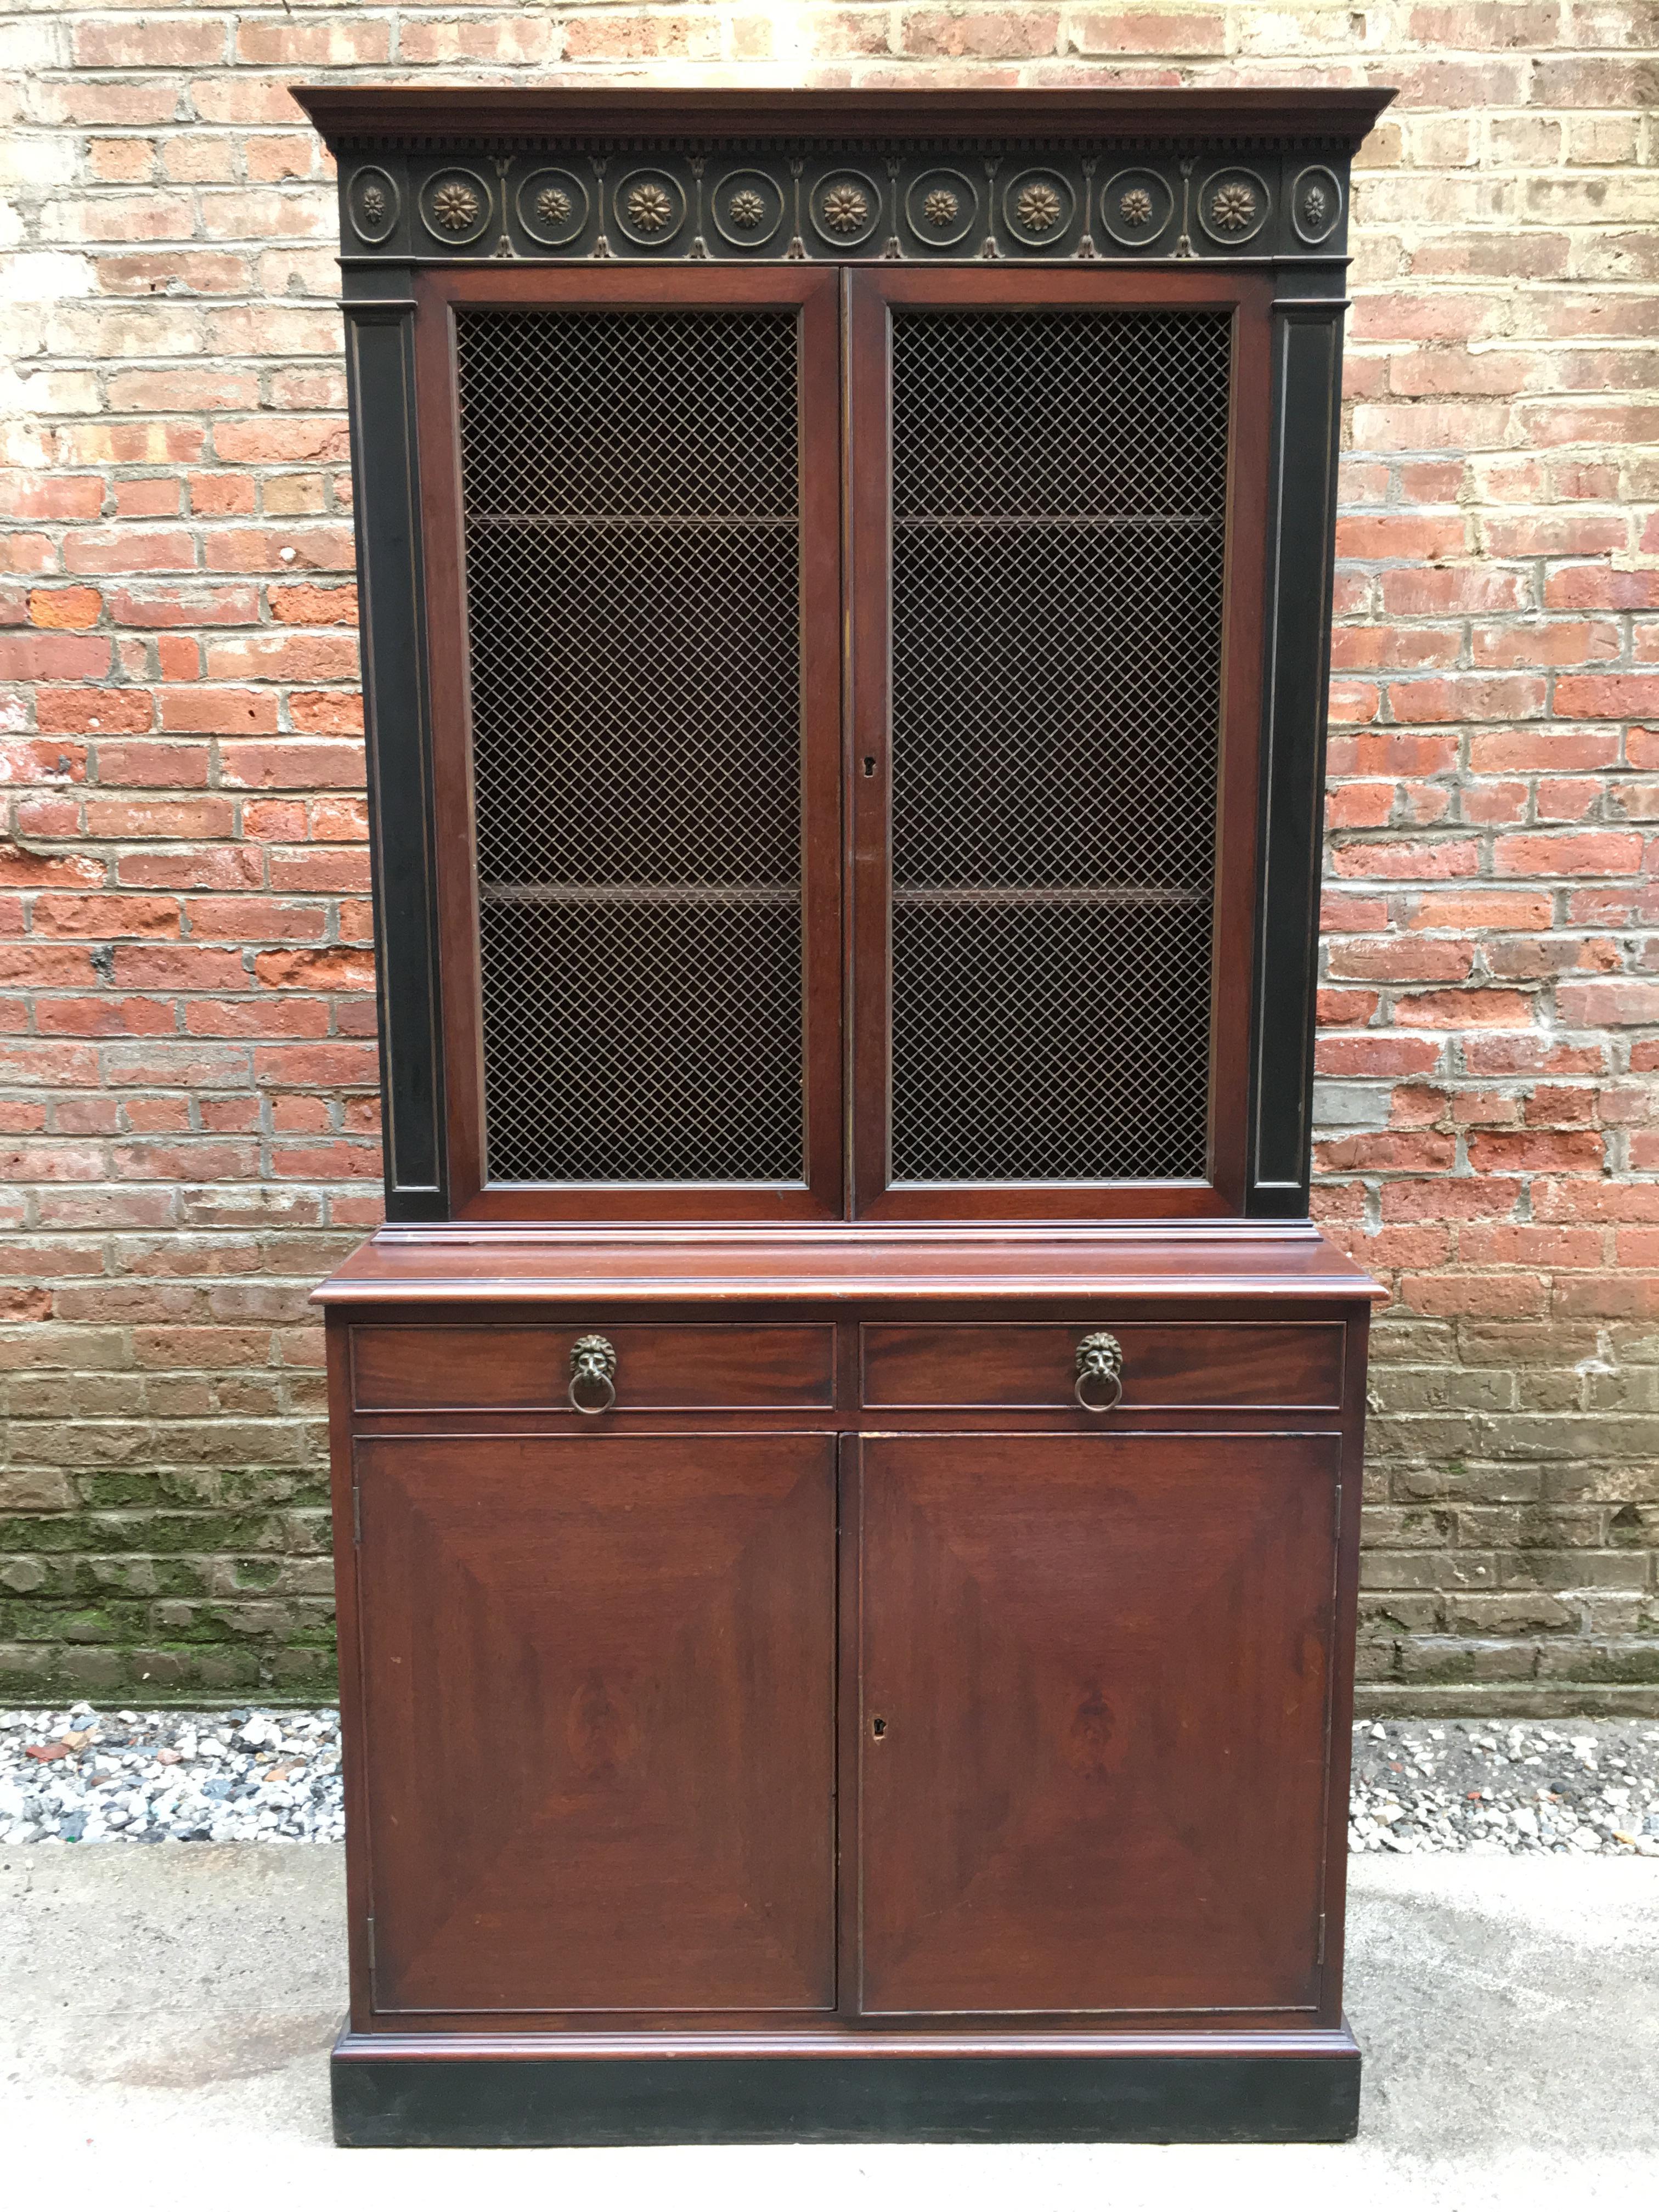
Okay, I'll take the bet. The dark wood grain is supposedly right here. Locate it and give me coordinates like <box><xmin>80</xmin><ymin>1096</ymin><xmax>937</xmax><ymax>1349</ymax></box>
<box><xmin>313</xmin><ymin>82</ymin><xmax>1381</xmax><ymax>2148</ymax></box>
<box><xmin>314</xmin><ymin>1223</ymin><xmax>1385</xmax><ymax>1307</ymax></box>
<box><xmin>413</xmin><ymin>263</ymin><xmax>843</xmax><ymax>1223</ymax></box>
<box><xmin>859</xmin><ymin>1321</ymin><xmax>1345</xmax><ymax>1410</ymax></box>
<box><xmin>856</xmin><ymin>1430</ymin><xmax>1341</xmax><ymax>2016</ymax></box>
<box><xmin>351</xmin><ymin>1321</ymin><xmax>837</xmax><ymax>1412</ymax></box>
<box><xmin>295</xmin><ymin>84</ymin><xmax>1398</xmax><ymax>151</ymax></box>
<box><xmin>356</xmin><ymin>1430</ymin><xmax>837</xmax><ymax>2015</ymax></box>
<box><xmin>846</xmin><ymin>266</ymin><xmax>1276</xmax><ymax>1222</ymax></box>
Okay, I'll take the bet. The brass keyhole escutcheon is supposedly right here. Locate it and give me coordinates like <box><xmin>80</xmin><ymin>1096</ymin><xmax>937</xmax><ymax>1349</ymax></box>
<box><xmin>871</xmin><ymin>1716</ymin><xmax>887</xmax><ymax>1739</ymax></box>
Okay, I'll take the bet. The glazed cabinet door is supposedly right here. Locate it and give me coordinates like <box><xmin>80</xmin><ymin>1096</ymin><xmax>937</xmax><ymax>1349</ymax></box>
<box><xmin>855</xmin><ymin>1430</ymin><xmax>1341</xmax><ymax>2017</ymax></box>
<box><xmin>353</xmin><ymin>1431</ymin><xmax>837</xmax><ymax>2017</ymax></box>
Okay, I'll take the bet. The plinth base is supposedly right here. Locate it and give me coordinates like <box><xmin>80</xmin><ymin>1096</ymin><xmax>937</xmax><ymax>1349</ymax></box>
<box><xmin>331</xmin><ymin>2024</ymin><xmax>1362</xmax><ymax>2147</ymax></box>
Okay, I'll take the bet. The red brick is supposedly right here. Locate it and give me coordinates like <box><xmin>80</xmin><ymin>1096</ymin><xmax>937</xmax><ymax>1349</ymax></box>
<box><xmin>1327</xmin><ymin>783</ymin><xmax>1395</xmax><ymax>829</ymax></box>
<box><xmin>1328</xmin><ymin>938</ymin><xmax>1475</xmax><ymax>984</ymax></box>
<box><xmin>92</xmin><ymin>741</ymin><xmax>210</xmax><ymax>788</ymax></box>
<box><xmin>22</xmin><ymin>589</ymin><xmax>97</xmax><ymax>636</ymax></box>
<box><xmin>1494</xmin><ymin>831</ymin><xmax>1645</xmax><ymax>877</ymax></box>
<box><xmin>106</xmin><ymin>371</ymin><xmax>261</xmax><ymax>417</ymax></box>
<box><xmin>1554</xmin><ymin>673</ymin><xmax>1659</xmax><ymax>718</ymax></box>
<box><xmin>111</xmin><ymin>479</ymin><xmax>183</xmax><ymax>521</ymax></box>
<box><xmin>1317</xmin><ymin>986</ymin><xmax>1380</xmax><ymax>1026</ymax></box>
<box><xmin>188</xmin><ymin>473</ymin><xmax>257</xmax><ymax>518</ymax></box>
<box><xmin>1473</xmin><ymin>621</ymin><xmax>1622</xmax><ymax>671</ymax></box>
<box><xmin>1534</xmin><ymin>1178</ymin><xmax>1659</xmax><ymax>1224</ymax></box>
<box><xmin>212</xmin><ymin>417</ymin><xmax>352</xmax><ymax>466</ymax></box>
<box><xmin>252</xmin><ymin>1042</ymin><xmax>379</xmax><ymax>1087</ymax></box>
<box><xmin>268</xmin><ymin>1140</ymin><xmax>381</xmax><ymax>1180</ymax></box>
<box><xmin>267</xmin><ymin>849</ymin><xmax>371</xmax><ymax>894</ymax></box>
<box><xmin>1329</xmin><ymin>839</ymin><xmax>1481</xmax><ymax>881</ymax></box>
<box><xmin>1535</xmin><ymin>779</ymin><xmax>1601</xmax><ymax>823</ymax></box>
<box><xmin>1545</xmin><ymin>564</ymin><xmax>1659</xmax><ymax>611</ymax></box>
<box><xmin>1400</xmin><ymin>1272</ymin><xmax>1548</xmax><ymax>1318</ymax></box>
<box><xmin>1328</xmin><ymin>731</ymin><xmax>1460</xmax><ymax>778</ymax></box>
<box><xmin>0</xmin><ymin>633</ymin><xmax>112</xmax><ymax>681</ymax></box>
<box><xmin>1468</xmin><ymin>727</ymin><xmax>1620</xmax><ymax>772</ymax></box>
<box><xmin>1380</xmin><ymin>568</ymin><xmax>1530</xmax><ymax>617</ymax></box>
<box><xmin>0</xmin><ymin>473</ymin><xmax>104</xmax><ymax>523</ymax></box>
<box><xmin>72</xmin><ymin>18</ymin><xmax>228</xmax><ymax>67</ymax></box>
<box><xmin>61</xmin><ymin>529</ymin><xmax>196</xmax><ymax>577</ymax></box>
<box><xmin>1468</xmin><ymin>1130</ymin><xmax>1606</xmax><ymax>1172</ymax></box>
<box><xmin>1396</xmin><ymin>989</ymin><xmax>1538</xmax><ymax>1029</ymax></box>
<box><xmin>184</xmin><ymin>898</ymin><xmax>326</xmax><ymax>943</ymax></box>
<box><xmin>1388</xmin><ymin>676</ymin><xmax>1549</xmax><ymax>724</ymax></box>
<box><xmin>111</xmin><ymin>1141</ymin><xmax>262</xmax><ymax>1182</ymax></box>
<box><xmin>1557</xmin><ymin>979</ymin><xmax>1659</xmax><ymax>1026</ymax></box>
<box><xmin>33</xmin><ymin>995</ymin><xmax>175</xmax><ymax>1037</ymax></box>
<box><xmin>117</xmin><ymin>852</ymin><xmax>267</xmax><ymax>898</ymax></box>
<box><xmin>184</xmin><ymin>998</ymin><xmax>331</xmax><ymax>1039</ymax></box>
<box><xmin>1314</xmin><ymin>1036</ymin><xmax>1446</xmax><ymax>1078</ymax></box>
<box><xmin>1463</xmin><ymin>1036</ymin><xmax>1605</xmax><ymax>1077</ymax></box>
<box><xmin>1552</xmin><ymin>1272</ymin><xmax>1659</xmax><ymax>1318</ymax></box>
<box><xmin>205</xmin><ymin>636</ymin><xmax>357</xmax><ymax>684</ymax></box>
<box><xmin>83</xmin><ymin>798</ymin><xmax>236</xmax><ymax>841</ymax></box>
<box><xmin>1459</xmin><ymin>1224</ymin><xmax>1605</xmax><ymax>1268</ymax></box>
<box><xmin>104</xmin><ymin>584</ymin><xmax>258</xmax><ymax>629</ymax></box>
<box><xmin>32</xmin><ymin>895</ymin><xmax>178</xmax><ymax>940</ymax></box>
<box><xmin>268</xmin><ymin>583</ymin><xmax>358</xmax><ymax>627</ymax></box>
<box><xmin>1317</xmin><ymin>1132</ymin><xmax>1457</xmax><ymax>1172</ymax></box>
<box><xmin>34</xmin><ymin>688</ymin><xmax>154</xmax><ymax>735</ymax></box>
<box><xmin>155</xmin><ymin>686</ymin><xmax>279</xmax><ymax>736</ymax></box>
<box><xmin>252</xmin><ymin>947</ymin><xmax>375</xmax><ymax>991</ymax></box>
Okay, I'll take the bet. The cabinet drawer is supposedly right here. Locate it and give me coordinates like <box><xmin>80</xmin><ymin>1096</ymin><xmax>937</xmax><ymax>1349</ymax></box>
<box><xmin>351</xmin><ymin>1324</ymin><xmax>837</xmax><ymax>1414</ymax></box>
<box><xmin>860</xmin><ymin>1323</ymin><xmax>1344</xmax><ymax>1412</ymax></box>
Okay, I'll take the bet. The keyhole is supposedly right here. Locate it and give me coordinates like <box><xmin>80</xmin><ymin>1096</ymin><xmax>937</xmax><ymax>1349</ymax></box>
<box><xmin>871</xmin><ymin>1716</ymin><xmax>887</xmax><ymax>1739</ymax></box>
<box><xmin>862</xmin><ymin>755</ymin><xmax>877</xmax><ymax>778</ymax></box>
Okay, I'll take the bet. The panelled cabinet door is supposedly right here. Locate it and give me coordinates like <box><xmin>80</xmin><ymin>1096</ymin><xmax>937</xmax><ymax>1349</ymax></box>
<box><xmin>856</xmin><ymin>1431</ymin><xmax>1341</xmax><ymax>2017</ymax></box>
<box><xmin>354</xmin><ymin>1432</ymin><xmax>837</xmax><ymax>2016</ymax></box>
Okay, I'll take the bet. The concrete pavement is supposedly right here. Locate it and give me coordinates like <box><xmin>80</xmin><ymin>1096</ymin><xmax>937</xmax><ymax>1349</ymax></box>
<box><xmin>2</xmin><ymin>1844</ymin><xmax>1655</xmax><ymax>2208</ymax></box>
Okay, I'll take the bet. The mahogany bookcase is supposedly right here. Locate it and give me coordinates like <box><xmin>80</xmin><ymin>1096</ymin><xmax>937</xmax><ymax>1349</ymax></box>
<box><xmin>296</xmin><ymin>83</ymin><xmax>1395</xmax><ymax>2148</ymax></box>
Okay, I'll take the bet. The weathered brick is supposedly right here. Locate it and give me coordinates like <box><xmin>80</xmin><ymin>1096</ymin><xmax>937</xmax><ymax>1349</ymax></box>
<box><xmin>1</xmin><ymin>5</ymin><xmax>1655</xmax><ymax>1703</ymax></box>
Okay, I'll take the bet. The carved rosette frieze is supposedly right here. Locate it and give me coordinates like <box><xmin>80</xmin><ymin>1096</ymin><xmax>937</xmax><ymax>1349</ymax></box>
<box><xmin>342</xmin><ymin>145</ymin><xmax>1348</xmax><ymax>262</ymax></box>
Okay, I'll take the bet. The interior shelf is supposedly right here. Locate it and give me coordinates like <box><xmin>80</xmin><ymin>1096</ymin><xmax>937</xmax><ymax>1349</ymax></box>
<box><xmin>894</xmin><ymin>514</ymin><xmax>1224</xmax><ymax>530</ymax></box>
<box><xmin>893</xmin><ymin>884</ymin><xmax>1209</xmax><ymax>908</ymax></box>
<box><xmin>469</xmin><ymin>514</ymin><xmax>796</xmax><ymax>529</ymax></box>
<box><xmin>480</xmin><ymin>882</ymin><xmax>800</xmax><ymax>907</ymax></box>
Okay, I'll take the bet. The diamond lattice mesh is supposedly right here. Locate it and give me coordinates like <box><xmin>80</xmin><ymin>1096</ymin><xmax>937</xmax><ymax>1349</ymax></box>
<box><xmin>888</xmin><ymin>308</ymin><xmax>1232</xmax><ymax>1184</ymax></box>
<box><xmin>455</xmin><ymin>309</ymin><xmax>804</xmax><ymax>1183</ymax></box>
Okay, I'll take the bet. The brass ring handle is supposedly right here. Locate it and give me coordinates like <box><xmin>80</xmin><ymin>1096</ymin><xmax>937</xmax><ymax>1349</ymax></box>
<box><xmin>569</xmin><ymin>1334</ymin><xmax>617</xmax><ymax>1415</ymax></box>
<box><xmin>1075</xmin><ymin>1331</ymin><xmax>1124</xmax><ymax>1413</ymax></box>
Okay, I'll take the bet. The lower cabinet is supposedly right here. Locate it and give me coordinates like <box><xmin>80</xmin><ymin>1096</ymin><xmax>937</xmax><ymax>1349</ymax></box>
<box><xmin>856</xmin><ymin>1431</ymin><xmax>1343</xmax><ymax>2016</ymax></box>
<box><xmin>353</xmin><ymin>1431</ymin><xmax>838</xmax><ymax>2015</ymax></box>
<box><xmin>351</xmin><ymin>1424</ymin><xmax>1342</xmax><ymax>2023</ymax></box>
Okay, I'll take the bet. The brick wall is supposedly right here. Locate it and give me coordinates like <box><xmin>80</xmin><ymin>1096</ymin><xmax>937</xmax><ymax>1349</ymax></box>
<box><xmin>1</xmin><ymin>2</ymin><xmax>1655</xmax><ymax>1709</ymax></box>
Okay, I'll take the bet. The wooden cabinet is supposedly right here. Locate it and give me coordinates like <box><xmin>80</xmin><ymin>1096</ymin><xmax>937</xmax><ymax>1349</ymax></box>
<box><xmin>298</xmin><ymin>83</ymin><xmax>1396</xmax><ymax>2147</ymax></box>
<box><xmin>354</xmin><ymin>1432</ymin><xmax>836</xmax><ymax>2017</ymax></box>
<box><xmin>855</xmin><ymin>1432</ymin><xmax>1340</xmax><ymax>2017</ymax></box>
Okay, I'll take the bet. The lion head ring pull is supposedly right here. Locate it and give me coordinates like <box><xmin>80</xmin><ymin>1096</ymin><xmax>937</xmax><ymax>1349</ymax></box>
<box><xmin>568</xmin><ymin>1334</ymin><xmax>617</xmax><ymax>1416</ymax></box>
<box><xmin>1075</xmin><ymin>1330</ymin><xmax>1125</xmax><ymax>1413</ymax></box>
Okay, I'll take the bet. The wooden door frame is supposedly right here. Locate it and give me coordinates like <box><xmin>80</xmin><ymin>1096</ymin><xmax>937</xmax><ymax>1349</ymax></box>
<box><xmin>411</xmin><ymin>263</ymin><xmax>846</xmax><ymax>1222</ymax></box>
<box><xmin>844</xmin><ymin>265</ymin><xmax>1273</xmax><ymax>1222</ymax></box>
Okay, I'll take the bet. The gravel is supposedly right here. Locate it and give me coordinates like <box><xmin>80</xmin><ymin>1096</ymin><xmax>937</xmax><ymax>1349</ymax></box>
<box><xmin>1350</xmin><ymin>1719</ymin><xmax>1659</xmax><ymax>1858</ymax></box>
<box><xmin>3</xmin><ymin>1708</ymin><xmax>1656</xmax><ymax>1853</ymax></box>
<box><xmin>0</xmin><ymin>1706</ymin><xmax>343</xmax><ymax>1846</ymax></box>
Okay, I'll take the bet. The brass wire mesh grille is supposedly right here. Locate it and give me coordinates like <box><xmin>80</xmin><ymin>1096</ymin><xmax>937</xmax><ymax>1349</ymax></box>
<box><xmin>455</xmin><ymin>308</ymin><xmax>804</xmax><ymax>1184</ymax></box>
<box><xmin>888</xmin><ymin>308</ymin><xmax>1232</xmax><ymax>1184</ymax></box>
